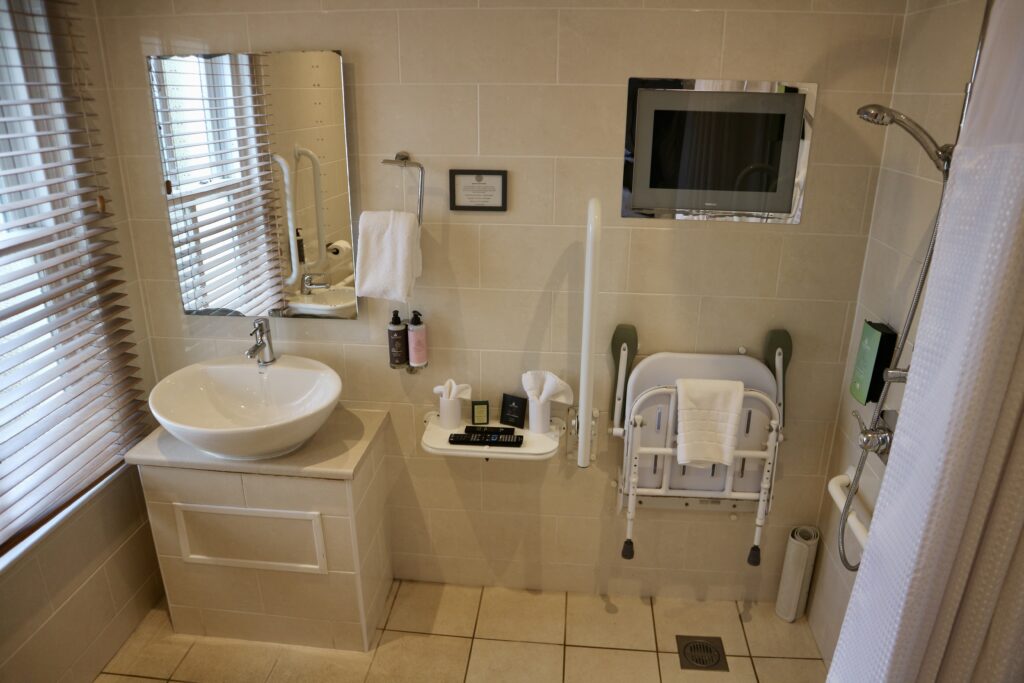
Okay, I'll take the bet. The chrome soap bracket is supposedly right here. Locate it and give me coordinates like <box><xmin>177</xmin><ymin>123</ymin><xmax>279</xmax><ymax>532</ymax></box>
<box><xmin>381</xmin><ymin>151</ymin><xmax>425</xmax><ymax>226</ymax></box>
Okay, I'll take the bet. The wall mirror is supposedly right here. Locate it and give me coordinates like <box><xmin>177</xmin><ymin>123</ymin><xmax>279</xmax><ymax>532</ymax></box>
<box><xmin>147</xmin><ymin>50</ymin><xmax>357</xmax><ymax>319</ymax></box>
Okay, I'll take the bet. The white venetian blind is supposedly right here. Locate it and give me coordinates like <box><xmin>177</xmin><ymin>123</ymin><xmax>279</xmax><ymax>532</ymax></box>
<box><xmin>148</xmin><ymin>53</ymin><xmax>285</xmax><ymax>316</ymax></box>
<box><xmin>0</xmin><ymin>0</ymin><xmax>148</xmax><ymax>550</ymax></box>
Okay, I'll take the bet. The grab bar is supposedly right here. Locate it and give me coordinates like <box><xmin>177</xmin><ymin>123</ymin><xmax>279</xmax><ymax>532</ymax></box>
<box><xmin>295</xmin><ymin>146</ymin><xmax>327</xmax><ymax>272</ymax></box>
<box><xmin>828</xmin><ymin>468</ymin><xmax>870</xmax><ymax>547</ymax></box>
<box><xmin>272</xmin><ymin>154</ymin><xmax>301</xmax><ymax>287</ymax></box>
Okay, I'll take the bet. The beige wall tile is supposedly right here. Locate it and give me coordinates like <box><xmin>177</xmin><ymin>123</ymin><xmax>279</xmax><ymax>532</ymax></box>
<box><xmin>241</xmin><ymin>474</ymin><xmax>350</xmax><ymax>516</ymax></box>
<box><xmin>799</xmin><ymin>164</ymin><xmax>874</xmax><ymax>236</ymax></box>
<box><xmin>247</xmin><ymin>11</ymin><xmax>400</xmax><ymax>85</ymax></box>
<box><xmin>104</xmin><ymin>524</ymin><xmax>159</xmax><ymax>607</ymax></box>
<box><xmin>420</xmin><ymin>224</ymin><xmax>481</xmax><ymax>288</ymax></box>
<box><xmin>177</xmin><ymin>0</ymin><xmax>321</xmax><ymax>12</ymax></box>
<box><xmin>895</xmin><ymin>0</ymin><xmax>986</xmax><ymax>94</ymax></box>
<box><xmin>140</xmin><ymin>466</ymin><xmax>245</xmax><ymax>505</ymax></box>
<box><xmin>323</xmin><ymin>516</ymin><xmax>357</xmax><ymax>572</ymax></box>
<box><xmin>100</xmin><ymin>15</ymin><xmax>249</xmax><ymax>88</ymax></box>
<box><xmin>777</xmin><ymin>234</ymin><xmax>867</xmax><ymax>301</ymax></box>
<box><xmin>159</xmin><ymin>557</ymin><xmax>262</xmax><ymax>611</ymax></box>
<box><xmin>96</xmin><ymin>0</ymin><xmax>171</xmax><ymax>16</ymax></box>
<box><xmin>869</xmin><ymin>169</ymin><xmax>943</xmax><ymax>261</ymax></box>
<box><xmin>480</xmin><ymin>85</ymin><xmax>623</xmax><ymax>157</ymax></box>
<box><xmin>399</xmin><ymin>10</ymin><xmax>557</xmax><ymax>83</ymax></box>
<box><xmin>0</xmin><ymin>558</ymin><xmax>54</xmax><ymax>664</ymax></box>
<box><xmin>812</xmin><ymin>91</ymin><xmax>888</xmax><ymax>166</ymax></box>
<box><xmin>355</xmin><ymin>85</ymin><xmax>478</xmax><ymax>156</ymax></box>
<box><xmin>409</xmin><ymin>288</ymin><xmax>552</xmax><ymax>351</ymax></box>
<box><xmin>696</xmin><ymin>297</ymin><xmax>848</xmax><ymax>362</ymax></box>
<box><xmin>558</xmin><ymin>10</ymin><xmax>723</xmax><ymax>85</ymax></box>
<box><xmin>0</xmin><ymin>571</ymin><xmax>115</xmax><ymax>683</ymax></box>
<box><xmin>723</xmin><ymin>12</ymin><xmax>896</xmax><ymax>91</ymax></box>
<box><xmin>388</xmin><ymin>457</ymin><xmax>483</xmax><ymax>510</ymax></box>
<box><xmin>35</xmin><ymin>470</ymin><xmax>145</xmax><ymax>606</ymax></box>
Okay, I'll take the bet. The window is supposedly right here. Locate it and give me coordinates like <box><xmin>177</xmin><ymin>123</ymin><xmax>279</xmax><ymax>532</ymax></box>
<box><xmin>148</xmin><ymin>53</ymin><xmax>285</xmax><ymax>316</ymax></box>
<box><xmin>0</xmin><ymin>0</ymin><xmax>147</xmax><ymax>550</ymax></box>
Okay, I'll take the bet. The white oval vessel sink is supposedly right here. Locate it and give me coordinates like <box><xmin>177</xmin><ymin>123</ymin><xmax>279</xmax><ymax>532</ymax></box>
<box><xmin>149</xmin><ymin>355</ymin><xmax>342</xmax><ymax>460</ymax></box>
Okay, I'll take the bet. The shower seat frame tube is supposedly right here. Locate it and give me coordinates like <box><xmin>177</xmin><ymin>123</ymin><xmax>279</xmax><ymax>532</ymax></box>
<box><xmin>619</xmin><ymin>386</ymin><xmax>780</xmax><ymax>564</ymax></box>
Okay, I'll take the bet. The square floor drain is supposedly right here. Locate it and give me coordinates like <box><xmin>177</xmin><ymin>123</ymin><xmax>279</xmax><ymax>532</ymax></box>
<box><xmin>675</xmin><ymin>635</ymin><xmax>729</xmax><ymax>672</ymax></box>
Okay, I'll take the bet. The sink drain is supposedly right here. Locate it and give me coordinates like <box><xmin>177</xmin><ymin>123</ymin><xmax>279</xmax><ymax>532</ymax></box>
<box><xmin>675</xmin><ymin>635</ymin><xmax>729</xmax><ymax>672</ymax></box>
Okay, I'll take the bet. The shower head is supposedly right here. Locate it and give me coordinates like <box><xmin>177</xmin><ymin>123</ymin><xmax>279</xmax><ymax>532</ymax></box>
<box><xmin>857</xmin><ymin>104</ymin><xmax>953</xmax><ymax>173</ymax></box>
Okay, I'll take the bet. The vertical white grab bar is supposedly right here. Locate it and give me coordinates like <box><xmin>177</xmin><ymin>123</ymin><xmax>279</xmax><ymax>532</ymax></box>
<box><xmin>577</xmin><ymin>198</ymin><xmax>602</xmax><ymax>468</ymax></box>
<box><xmin>294</xmin><ymin>146</ymin><xmax>327</xmax><ymax>272</ymax></box>
<box><xmin>272</xmin><ymin>154</ymin><xmax>301</xmax><ymax>287</ymax></box>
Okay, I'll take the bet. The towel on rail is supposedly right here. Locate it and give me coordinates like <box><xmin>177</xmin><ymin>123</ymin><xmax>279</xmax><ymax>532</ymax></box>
<box><xmin>675</xmin><ymin>378</ymin><xmax>744</xmax><ymax>468</ymax></box>
<box><xmin>354</xmin><ymin>210</ymin><xmax>421</xmax><ymax>302</ymax></box>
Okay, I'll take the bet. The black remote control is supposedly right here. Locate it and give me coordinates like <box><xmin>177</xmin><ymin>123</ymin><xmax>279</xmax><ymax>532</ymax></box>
<box><xmin>465</xmin><ymin>426</ymin><xmax>515</xmax><ymax>436</ymax></box>
<box><xmin>448</xmin><ymin>433</ymin><xmax>524</xmax><ymax>448</ymax></box>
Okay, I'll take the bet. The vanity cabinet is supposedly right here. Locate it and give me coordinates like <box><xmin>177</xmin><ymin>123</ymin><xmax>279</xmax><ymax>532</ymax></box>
<box><xmin>126</xmin><ymin>408</ymin><xmax>392</xmax><ymax>652</ymax></box>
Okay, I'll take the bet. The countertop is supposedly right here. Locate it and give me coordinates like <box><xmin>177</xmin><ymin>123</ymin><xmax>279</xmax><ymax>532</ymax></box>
<box><xmin>125</xmin><ymin>406</ymin><xmax>386</xmax><ymax>481</ymax></box>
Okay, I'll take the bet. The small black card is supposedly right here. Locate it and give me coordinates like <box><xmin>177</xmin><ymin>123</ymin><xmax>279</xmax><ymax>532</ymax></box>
<box><xmin>499</xmin><ymin>393</ymin><xmax>527</xmax><ymax>428</ymax></box>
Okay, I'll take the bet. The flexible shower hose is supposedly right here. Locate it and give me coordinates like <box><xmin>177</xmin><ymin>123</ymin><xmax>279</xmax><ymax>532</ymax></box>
<box><xmin>838</xmin><ymin>170</ymin><xmax>950</xmax><ymax>572</ymax></box>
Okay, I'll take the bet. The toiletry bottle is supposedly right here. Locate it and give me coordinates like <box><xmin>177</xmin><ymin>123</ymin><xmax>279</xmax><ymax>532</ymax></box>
<box><xmin>388</xmin><ymin>310</ymin><xmax>409</xmax><ymax>368</ymax></box>
<box><xmin>408</xmin><ymin>310</ymin><xmax>428</xmax><ymax>368</ymax></box>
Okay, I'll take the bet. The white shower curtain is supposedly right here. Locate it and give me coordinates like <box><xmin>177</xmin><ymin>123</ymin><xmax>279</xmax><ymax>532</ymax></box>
<box><xmin>829</xmin><ymin>1</ymin><xmax>1024</xmax><ymax>681</ymax></box>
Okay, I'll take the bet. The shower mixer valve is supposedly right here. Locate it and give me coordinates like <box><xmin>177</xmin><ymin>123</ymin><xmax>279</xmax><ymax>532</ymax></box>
<box><xmin>852</xmin><ymin>411</ymin><xmax>893</xmax><ymax>456</ymax></box>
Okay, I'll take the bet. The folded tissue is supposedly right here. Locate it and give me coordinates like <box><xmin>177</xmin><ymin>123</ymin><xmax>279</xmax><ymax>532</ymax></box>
<box><xmin>434</xmin><ymin>379</ymin><xmax>472</xmax><ymax>429</ymax></box>
<box><xmin>521</xmin><ymin>371</ymin><xmax>574</xmax><ymax>435</ymax></box>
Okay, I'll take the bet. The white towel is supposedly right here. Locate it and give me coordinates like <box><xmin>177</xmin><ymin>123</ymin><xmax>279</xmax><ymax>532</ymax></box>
<box><xmin>675</xmin><ymin>378</ymin><xmax>744</xmax><ymax>468</ymax></box>
<box><xmin>354</xmin><ymin>210</ymin><xmax>421</xmax><ymax>302</ymax></box>
<box><xmin>521</xmin><ymin>371</ymin><xmax>574</xmax><ymax>405</ymax></box>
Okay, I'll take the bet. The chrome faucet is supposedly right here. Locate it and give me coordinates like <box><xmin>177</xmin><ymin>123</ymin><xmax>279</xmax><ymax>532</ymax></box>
<box><xmin>301</xmin><ymin>273</ymin><xmax>330</xmax><ymax>296</ymax></box>
<box><xmin>245</xmin><ymin>317</ymin><xmax>276</xmax><ymax>367</ymax></box>
<box><xmin>852</xmin><ymin>410</ymin><xmax>893</xmax><ymax>457</ymax></box>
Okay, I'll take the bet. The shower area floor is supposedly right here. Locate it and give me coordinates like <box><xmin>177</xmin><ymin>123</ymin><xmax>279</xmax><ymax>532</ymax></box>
<box><xmin>95</xmin><ymin>581</ymin><xmax>825</xmax><ymax>682</ymax></box>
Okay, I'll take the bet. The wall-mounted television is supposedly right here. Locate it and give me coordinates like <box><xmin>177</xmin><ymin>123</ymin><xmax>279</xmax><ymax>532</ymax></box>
<box><xmin>623</xmin><ymin>78</ymin><xmax>816</xmax><ymax>224</ymax></box>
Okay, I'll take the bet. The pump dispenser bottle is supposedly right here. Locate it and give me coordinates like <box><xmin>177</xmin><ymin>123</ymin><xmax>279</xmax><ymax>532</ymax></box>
<box><xmin>387</xmin><ymin>310</ymin><xmax>409</xmax><ymax>368</ymax></box>
<box><xmin>408</xmin><ymin>310</ymin><xmax>428</xmax><ymax>368</ymax></box>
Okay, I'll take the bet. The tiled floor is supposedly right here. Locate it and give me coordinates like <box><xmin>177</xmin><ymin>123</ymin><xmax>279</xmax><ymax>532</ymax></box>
<box><xmin>96</xmin><ymin>581</ymin><xmax>827</xmax><ymax>683</ymax></box>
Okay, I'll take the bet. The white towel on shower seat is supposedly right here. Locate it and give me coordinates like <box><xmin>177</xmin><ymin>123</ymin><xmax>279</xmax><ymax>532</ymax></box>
<box><xmin>354</xmin><ymin>210</ymin><xmax>421</xmax><ymax>302</ymax></box>
<box><xmin>675</xmin><ymin>378</ymin><xmax>744</xmax><ymax>468</ymax></box>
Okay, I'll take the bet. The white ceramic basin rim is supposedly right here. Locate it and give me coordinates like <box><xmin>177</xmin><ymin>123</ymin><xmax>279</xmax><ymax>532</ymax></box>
<box><xmin>149</xmin><ymin>355</ymin><xmax>342</xmax><ymax>460</ymax></box>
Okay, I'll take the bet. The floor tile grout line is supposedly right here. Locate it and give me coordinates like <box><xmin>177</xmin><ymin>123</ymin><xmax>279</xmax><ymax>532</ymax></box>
<box><xmin>562</xmin><ymin>591</ymin><xmax>568</xmax><ymax>683</ymax></box>
<box><xmin>461</xmin><ymin>585</ymin><xmax>486</xmax><ymax>683</ymax></box>
<box><xmin>363</xmin><ymin>579</ymin><xmax>403</xmax><ymax>683</ymax></box>
<box><xmin>736</xmin><ymin>600</ymin><xmax>760</xmax><ymax>683</ymax></box>
<box><xmin>653</xmin><ymin>599</ymin><xmax>662</xmax><ymax>683</ymax></box>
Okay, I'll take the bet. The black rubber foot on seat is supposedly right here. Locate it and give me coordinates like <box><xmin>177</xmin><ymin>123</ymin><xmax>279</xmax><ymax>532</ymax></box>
<box><xmin>621</xmin><ymin>539</ymin><xmax>634</xmax><ymax>560</ymax></box>
<box><xmin>747</xmin><ymin>545</ymin><xmax>761</xmax><ymax>567</ymax></box>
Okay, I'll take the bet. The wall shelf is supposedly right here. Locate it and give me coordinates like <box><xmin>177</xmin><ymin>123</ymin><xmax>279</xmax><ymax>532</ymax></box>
<box><xmin>420</xmin><ymin>412</ymin><xmax>564</xmax><ymax>461</ymax></box>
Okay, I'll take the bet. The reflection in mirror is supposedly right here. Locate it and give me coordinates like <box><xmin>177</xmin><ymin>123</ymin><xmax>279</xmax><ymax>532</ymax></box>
<box><xmin>147</xmin><ymin>50</ymin><xmax>356</xmax><ymax>319</ymax></box>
